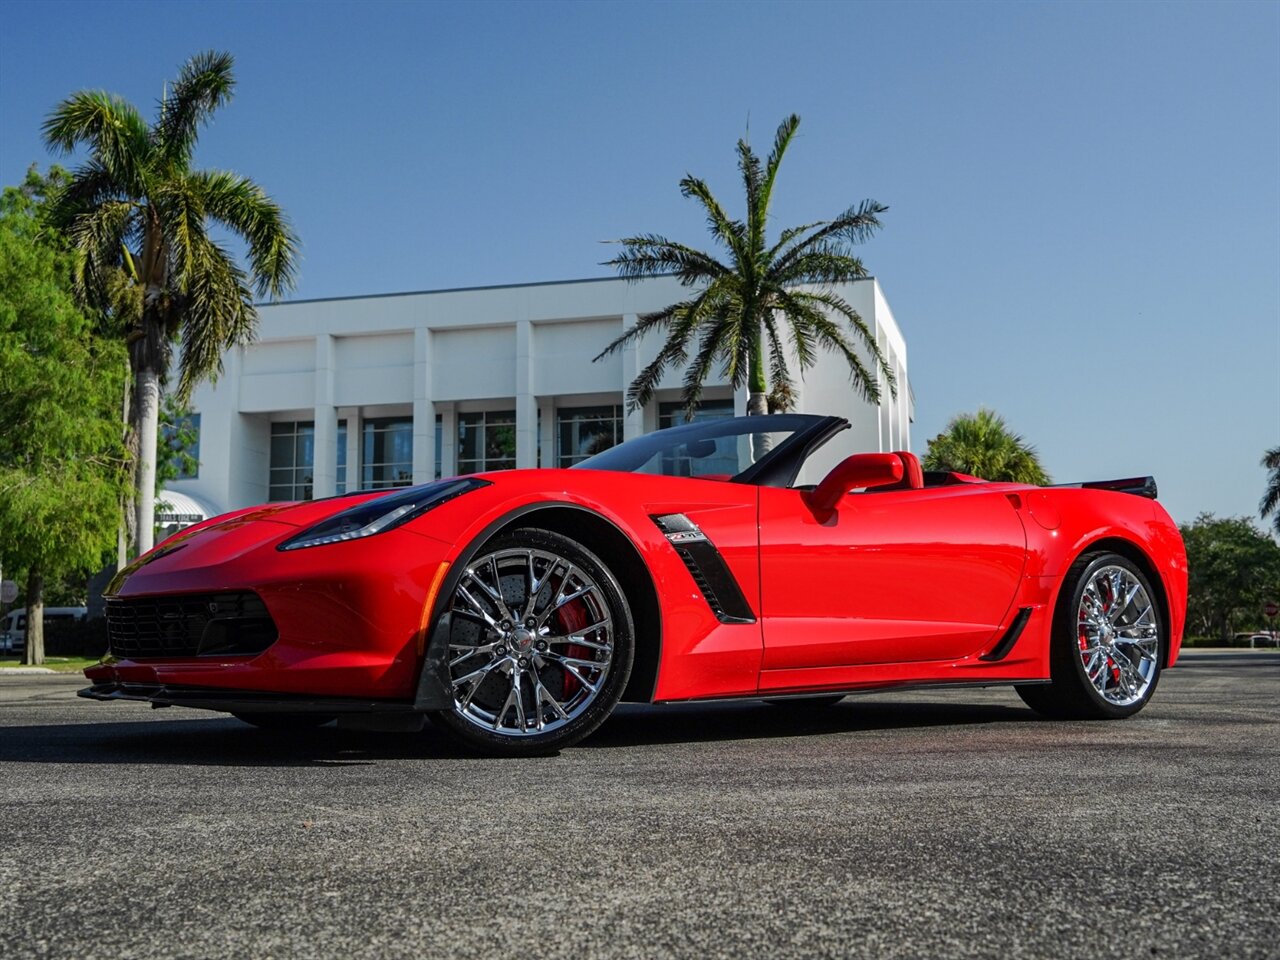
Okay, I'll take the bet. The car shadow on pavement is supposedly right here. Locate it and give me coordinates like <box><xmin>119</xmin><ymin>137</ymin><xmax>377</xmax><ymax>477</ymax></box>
<box><xmin>0</xmin><ymin>698</ymin><xmax>1035</xmax><ymax>766</ymax></box>
<box><xmin>586</xmin><ymin>699</ymin><xmax>1035</xmax><ymax>748</ymax></box>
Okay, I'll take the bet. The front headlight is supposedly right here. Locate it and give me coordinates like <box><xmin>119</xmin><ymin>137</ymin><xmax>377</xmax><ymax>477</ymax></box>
<box><xmin>277</xmin><ymin>477</ymin><xmax>490</xmax><ymax>551</ymax></box>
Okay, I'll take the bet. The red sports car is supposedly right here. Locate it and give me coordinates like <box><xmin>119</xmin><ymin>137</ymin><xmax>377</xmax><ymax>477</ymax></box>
<box><xmin>82</xmin><ymin>414</ymin><xmax>1188</xmax><ymax>756</ymax></box>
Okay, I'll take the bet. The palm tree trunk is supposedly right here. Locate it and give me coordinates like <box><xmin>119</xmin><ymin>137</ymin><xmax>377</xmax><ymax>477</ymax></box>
<box><xmin>135</xmin><ymin>368</ymin><xmax>161</xmax><ymax>555</ymax></box>
<box><xmin>118</xmin><ymin>362</ymin><xmax>132</xmax><ymax>568</ymax></box>
<box><xmin>748</xmin><ymin>327</ymin><xmax>771</xmax><ymax>460</ymax></box>
<box><xmin>22</xmin><ymin>566</ymin><xmax>44</xmax><ymax>666</ymax></box>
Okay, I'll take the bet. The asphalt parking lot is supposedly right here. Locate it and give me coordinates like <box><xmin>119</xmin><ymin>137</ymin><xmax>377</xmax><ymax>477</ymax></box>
<box><xmin>1</xmin><ymin>651</ymin><xmax>1276</xmax><ymax>960</ymax></box>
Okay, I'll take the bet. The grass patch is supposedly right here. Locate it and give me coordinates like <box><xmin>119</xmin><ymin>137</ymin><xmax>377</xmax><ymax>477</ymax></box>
<box><xmin>0</xmin><ymin>657</ymin><xmax>100</xmax><ymax>673</ymax></box>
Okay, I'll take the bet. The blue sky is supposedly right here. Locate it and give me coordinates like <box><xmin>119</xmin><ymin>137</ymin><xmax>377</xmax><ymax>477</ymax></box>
<box><xmin>2</xmin><ymin>0</ymin><xmax>1277</xmax><ymax>527</ymax></box>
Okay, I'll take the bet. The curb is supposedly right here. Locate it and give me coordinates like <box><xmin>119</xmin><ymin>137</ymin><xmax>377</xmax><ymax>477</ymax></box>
<box><xmin>0</xmin><ymin>667</ymin><xmax>58</xmax><ymax>675</ymax></box>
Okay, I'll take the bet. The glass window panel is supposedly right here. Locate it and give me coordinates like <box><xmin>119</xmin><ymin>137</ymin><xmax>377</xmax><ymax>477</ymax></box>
<box><xmin>270</xmin><ymin>435</ymin><xmax>294</xmax><ymax>467</ymax></box>
<box><xmin>557</xmin><ymin>405</ymin><xmax>622</xmax><ymax>467</ymax></box>
<box><xmin>434</xmin><ymin>416</ymin><xmax>442</xmax><ymax>480</ymax></box>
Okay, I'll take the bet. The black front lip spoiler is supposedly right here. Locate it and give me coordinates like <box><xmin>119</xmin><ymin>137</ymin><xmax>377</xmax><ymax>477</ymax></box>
<box><xmin>78</xmin><ymin>682</ymin><xmax>420</xmax><ymax>716</ymax></box>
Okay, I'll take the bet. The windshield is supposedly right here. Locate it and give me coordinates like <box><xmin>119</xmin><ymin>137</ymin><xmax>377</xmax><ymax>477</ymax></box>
<box><xmin>574</xmin><ymin>414</ymin><xmax>830</xmax><ymax>482</ymax></box>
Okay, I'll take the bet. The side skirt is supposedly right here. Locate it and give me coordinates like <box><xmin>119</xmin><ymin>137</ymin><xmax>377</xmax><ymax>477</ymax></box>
<box><xmin>655</xmin><ymin>677</ymin><xmax>1050</xmax><ymax>706</ymax></box>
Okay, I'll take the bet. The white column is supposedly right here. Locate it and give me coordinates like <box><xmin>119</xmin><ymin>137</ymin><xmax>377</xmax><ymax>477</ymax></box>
<box><xmin>539</xmin><ymin>399</ymin><xmax>556</xmax><ymax>468</ymax></box>
<box><xmin>440</xmin><ymin>402</ymin><xmax>458</xmax><ymax>477</ymax></box>
<box><xmin>412</xmin><ymin>327</ymin><xmax>435</xmax><ymax>484</ymax></box>
<box><xmin>515</xmin><ymin>320</ymin><xmax>537</xmax><ymax>468</ymax></box>
<box><xmin>621</xmin><ymin>313</ymin><xmax>646</xmax><ymax>441</ymax></box>
<box><xmin>312</xmin><ymin>335</ymin><xmax>337</xmax><ymax>498</ymax></box>
<box><xmin>338</xmin><ymin>405</ymin><xmax>359</xmax><ymax>493</ymax></box>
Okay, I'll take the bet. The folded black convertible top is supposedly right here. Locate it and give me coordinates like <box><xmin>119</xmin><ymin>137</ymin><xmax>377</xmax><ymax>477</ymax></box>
<box><xmin>1053</xmin><ymin>476</ymin><xmax>1158</xmax><ymax>499</ymax></box>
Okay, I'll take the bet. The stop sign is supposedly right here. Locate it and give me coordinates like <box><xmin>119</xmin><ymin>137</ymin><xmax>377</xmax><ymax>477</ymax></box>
<box><xmin>1267</xmin><ymin>601</ymin><xmax>1280</xmax><ymax>619</ymax></box>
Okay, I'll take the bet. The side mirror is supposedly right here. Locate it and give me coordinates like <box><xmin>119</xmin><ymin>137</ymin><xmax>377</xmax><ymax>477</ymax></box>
<box><xmin>806</xmin><ymin>453</ymin><xmax>904</xmax><ymax>515</ymax></box>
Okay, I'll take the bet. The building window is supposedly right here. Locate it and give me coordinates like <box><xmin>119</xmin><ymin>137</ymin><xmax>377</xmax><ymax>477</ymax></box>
<box><xmin>362</xmin><ymin>418</ymin><xmax>413</xmax><ymax>489</ymax></box>
<box><xmin>435</xmin><ymin>414</ymin><xmax>443</xmax><ymax>480</ymax></box>
<box><xmin>458</xmin><ymin>410</ymin><xmax>515</xmax><ymax>474</ymax></box>
<box><xmin>557</xmin><ymin>405</ymin><xmax>623</xmax><ymax>467</ymax></box>
<box><xmin>269</xmin><ymin>421</ymin><xmax>314</xmax><ymax>501</ymax></box>
<box><xmin>656</xmin><ymin>399</ymin><xmax>737</xmax><ymax>477</ymax></box>
<box><xmin>336</xmin><ymin>420</ymin><xmax>348</xmax><ymax>494</ymax></box>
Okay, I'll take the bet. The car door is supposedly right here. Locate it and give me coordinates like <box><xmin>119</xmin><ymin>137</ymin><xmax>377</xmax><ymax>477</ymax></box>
<box><xmin>756</xmin><ymin>484</ymin><xmax>1027</xmax><ymax>676</ymax></box>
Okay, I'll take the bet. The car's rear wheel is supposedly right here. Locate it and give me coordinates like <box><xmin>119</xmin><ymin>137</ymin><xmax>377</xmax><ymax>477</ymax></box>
<box><xmin>1017</xmin><ymin>551</ymin><xmax>1163</xmax><ymax>720</ymax></box>
<box><xmin>232</xmin><ymin>712</ymin><xmax>336</xmax><ymax>729</ymax></box>
<box><xmin>430</xmin><ymin>528</ymin><xmax>634</xmax><ymax>756</ymax></box>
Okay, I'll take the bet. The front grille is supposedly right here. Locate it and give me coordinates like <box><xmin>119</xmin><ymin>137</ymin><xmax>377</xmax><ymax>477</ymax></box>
<box><xmin>106</xmin><ymin>592</ymin><xmax>278</xmax><ymax>659</ymax></box>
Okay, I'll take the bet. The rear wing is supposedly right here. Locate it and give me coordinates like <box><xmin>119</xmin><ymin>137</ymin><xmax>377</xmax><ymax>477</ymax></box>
<box><xmin>1053</xmin><ymin>476</ymin><xmax>1158</xmax><ymax>499</ymax></box>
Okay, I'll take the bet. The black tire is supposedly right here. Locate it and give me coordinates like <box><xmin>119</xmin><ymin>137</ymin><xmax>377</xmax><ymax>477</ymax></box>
<box><xmin>232</xmin><ymin>712</ymin><xmax>336</xmax><ymax>729</ymax></box>
<box><xmin>430</xmin><ymin>527</ymin><xmax>635</xmax><ymax>757</ymax></box>
<box><xmin>762</xmin><ymin>694</ymin><xmax>846</xmax><ymax>708</ymax></box>
<box><xmin>1017</xmin><ymin>551</ymin><xmax>1163</xmax><ymax>720</ymax></box>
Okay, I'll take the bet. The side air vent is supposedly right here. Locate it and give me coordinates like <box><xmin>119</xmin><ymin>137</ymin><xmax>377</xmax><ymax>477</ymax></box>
<box><xmin>650</xmin><ymin>514</ymin><xmax>755</xmax><ymax>625</ymax></box>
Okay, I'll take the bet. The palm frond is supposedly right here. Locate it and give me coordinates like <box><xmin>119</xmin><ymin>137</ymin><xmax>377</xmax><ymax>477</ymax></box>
<box><xmin>602</xmin><ymin>234</ymin><xmax>728</xmax><ymax>285</ymax></box>
<box><xmin>790</xmin><ymin>288</ymin><xmax>895</xmax><ymax>396</ymax></box>
<box><xmin>680</xmin><ymin>323</ymin><xmax>726</xmax><ymax>414</ymax></box>
<box><xmin>155</xmin><ymin>51</ymin><xmax>236</xmax><ymax>165</ymax></box>
<box><xmin>63</xmin><ymin>200</ymin><xmax>137</xmax><ymax>305</ymax></box>
<box><xmin>41</xmin><ymin>91</ymin><xmax>150</xmax><ymax>192</ymax></box>
<box><xmin>772</xmin><ymin>200</ymin><xmax>887</xmax><ymax>274</ymax></box>
<box><xmin>771</xmin><ymin>245</ymin><xmax>869</xmax><ymax>286</ymax></box>
<box><xmin>624</xmin><ymin>303</ymin><xmax>707</xmax><ymax>411</ymax></box>
<box><xmin>679</xmin><ymin>175</ymin><xmax>747</xmax><ymax>262</ymax></box>
<box><xmin>592</xmin><ymin>299</ymin><xmax>689</xmax><ymax>361</ymax></box>
<box><xmin>775</xmin><ymin>289</ymin><xmax>882</xmax><ymax>404</ymax></box>
<box><xmin>175</xmin><ymin>233</ymin><xmax>256</xmax><ymax>399</ymax></box>
<box><xmin>761</xmin><ymin>313</ymin><xmax>795</xmax><ymax>410</ymax></box>
<box><xmin>190</xmin><ymin>170</ymin><xmax>298</xmax><ymax>298</ymax></box>
<box><xmin>756</xmin><ymin>114</ymin><xmax>800</xmax><ymax>230</ymax></box>
<box><xmin>1261</xmin><ymin>446</ymin><xmax>1280</xmax><ymax>525</ymax></box>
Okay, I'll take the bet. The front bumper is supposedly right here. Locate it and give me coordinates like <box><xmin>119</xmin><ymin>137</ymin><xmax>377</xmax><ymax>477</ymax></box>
<box><xmin>78</xmin><ymin>681</ymin><xmax>421</xmax><ymax>716</ymax></box>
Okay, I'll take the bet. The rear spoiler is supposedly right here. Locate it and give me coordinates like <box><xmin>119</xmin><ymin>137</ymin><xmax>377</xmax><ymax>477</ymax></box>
<box><xmin>1052</xmin><ymin>476</ymin><xmax>1158</xmax><ymax>499</ymax></box>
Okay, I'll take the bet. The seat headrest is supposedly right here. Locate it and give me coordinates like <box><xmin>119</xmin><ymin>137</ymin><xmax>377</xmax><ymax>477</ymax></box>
<box><xmin>894</xmin><ymin>451</ymin><xmax>925</xmax><ymax>490</ymax></box>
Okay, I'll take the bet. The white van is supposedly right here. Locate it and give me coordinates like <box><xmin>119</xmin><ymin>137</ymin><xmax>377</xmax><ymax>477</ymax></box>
<box><xmin>1</xmin><ymin>607</ymin><xmax>88</xmax><ymax>654</ymax></box>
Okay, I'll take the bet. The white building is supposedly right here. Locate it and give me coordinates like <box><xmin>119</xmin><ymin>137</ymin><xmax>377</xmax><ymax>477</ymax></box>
<box><xmin>167</xmin><ymin>275</ymin><xmax>911</xmax><ymax>520</ymax></box>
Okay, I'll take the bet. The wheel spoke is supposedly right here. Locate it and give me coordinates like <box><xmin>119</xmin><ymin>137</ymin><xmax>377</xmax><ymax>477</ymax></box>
<box><xmin>1110</xmin><ymin>582</ymin><xmax>1141</xmax><ymax>624</ymax></box>
<box><xmin>455</xmin><ymin>583</ymin><xmax>498</xmax><ymax>628</ymax></box>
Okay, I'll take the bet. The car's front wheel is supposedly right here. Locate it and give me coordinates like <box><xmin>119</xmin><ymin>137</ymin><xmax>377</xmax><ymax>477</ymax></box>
<box><xmin>430</xmin><ymin>527</ymin><xmax>635</xmax><ymax>756</ymax></box>
<box><xmin>1017</xmin><ymin>551</ymin><xmax>1163</xmax><ymax>720</ymax></box>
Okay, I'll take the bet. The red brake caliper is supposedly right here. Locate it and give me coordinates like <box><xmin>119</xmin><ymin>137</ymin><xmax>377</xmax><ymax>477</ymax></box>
<box><xmin>555</xmin><ymin>599</ymin><xmax>590</xmax><ymax>699</ymax></box>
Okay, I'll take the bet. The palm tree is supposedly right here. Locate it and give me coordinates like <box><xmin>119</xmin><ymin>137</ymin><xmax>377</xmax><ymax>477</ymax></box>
<box><xmin>1261</xmin><ymin>447</ymin><xmax>1280</xmax><ymax>537</ymax></box>
<box><xmin>42</xmin><ymin>51</ymin><xmax>298</xmax><ymax>555</ymax></box>
<box><xmin>923</xmin><ymin>408</ymin><xmax>1050</xmax><ymax>485</ymax></box>
<box><xmin>594</xmin><ymin>114</ymin><xmax>894</xmax><ymax>441</ymax></box>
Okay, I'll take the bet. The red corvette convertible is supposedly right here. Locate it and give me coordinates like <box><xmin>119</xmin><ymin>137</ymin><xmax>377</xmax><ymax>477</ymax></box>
<box><xmin>82</xmin><ymin>414</ymin><xmax>1187</xmax><ymax>755</ymax></box>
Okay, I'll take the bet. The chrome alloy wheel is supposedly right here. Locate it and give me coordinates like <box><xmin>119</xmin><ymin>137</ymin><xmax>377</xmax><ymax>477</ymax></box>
<box><xmin>1076</xmin><ymin>564</ymin><xmax>1159</xmax><ymax>706</ymax></box>
<box><xmin>446</xmin><ymin>547</ymin><xmax>614</xmax><ymax>737</ymax></box>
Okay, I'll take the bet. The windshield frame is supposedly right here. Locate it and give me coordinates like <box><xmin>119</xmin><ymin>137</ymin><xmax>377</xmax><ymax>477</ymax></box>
<box><xmin>572</xmin><ymin>414</ymin><xmax>849</xmax><ymax>488</ymax></box>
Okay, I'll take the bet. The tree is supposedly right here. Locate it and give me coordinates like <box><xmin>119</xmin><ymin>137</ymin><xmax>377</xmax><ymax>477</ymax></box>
<box><xmin>594</xmin><ymin>114</ymin><xmax>894</xmax><ymax>452</ymax></box>
<box><xmin>1180</xmin><ymin>514</ymin><xmax>1280</xmax><ymax>641</ymax></box>
<box><xmin>1261</xmin><ymin>447</ymin><xmax>1280</xmax><ymax>537</ymax></box>
<box><xmin>922</xmin><ymin>408</ymin><xmax>1050</xmax><ymax>485</ymax></box>
<box><xmin>0</xmin><ymin>180</ymin><xmax>129</xmax><ymax>664</ymax></box>
<box><xmin>42</xmin><ymin>50</ymin><xmax>298</xmax><ymax>556</ymax></box>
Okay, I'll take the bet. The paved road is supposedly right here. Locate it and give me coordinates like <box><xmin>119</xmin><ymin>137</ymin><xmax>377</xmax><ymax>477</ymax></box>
<box><xmin>1</xmin><ymin>652</ymin><xmax>1276</xmax><ymax>959</ymax></box>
